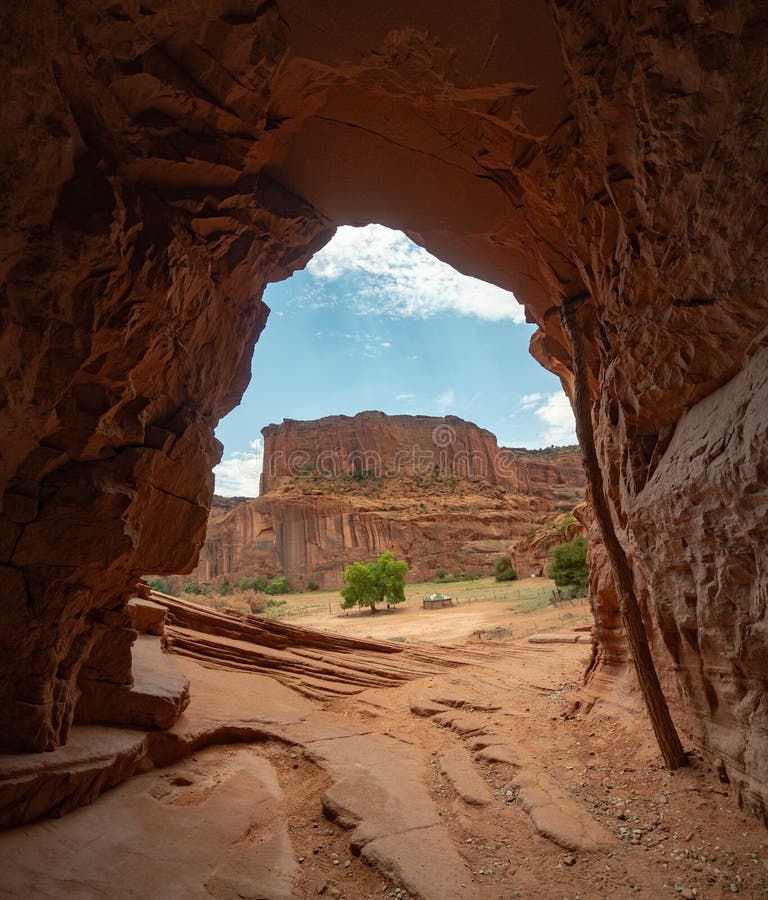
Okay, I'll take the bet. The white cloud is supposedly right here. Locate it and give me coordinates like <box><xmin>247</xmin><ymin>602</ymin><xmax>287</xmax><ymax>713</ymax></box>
<box><xmin>520</xmin><ymin>392</ymin><xmax>544</xmax><ymax>410</ymax></box>
<box><xmin>305</xmin><ymin>225</ymin><xmax>524</xmax><ymax>322</ymax></box>
<box><xmin>435</xmin><ymin>389</ymin><xmax>456</xmax><ymax>409</ymax></box>
<box><xmin>213</xmin><ymin>438</ymin><xmax>264</xmax><ymax>497</ymax></box>
<box><xmin>395</xmin><ymin>392</ymin><xmax>416</xmax><ymax>401</ymax></box>
<box><xmin>533</xmin><ymin>393</ymin><xmax>577</xmax><ymax>444</ymax></box>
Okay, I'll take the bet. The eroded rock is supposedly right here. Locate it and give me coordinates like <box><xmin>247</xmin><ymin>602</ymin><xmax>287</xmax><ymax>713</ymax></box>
<box><xmin>0</xmin><ymin>0</ymin><xmax>766</xmax><ymax>821</ymax></box>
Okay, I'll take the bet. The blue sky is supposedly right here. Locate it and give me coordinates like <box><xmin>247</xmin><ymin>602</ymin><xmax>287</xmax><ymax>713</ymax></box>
<box><xmin>213</xmin><ymin>225</ymin><xmax>576</xmax><ymax>496</ymax></box>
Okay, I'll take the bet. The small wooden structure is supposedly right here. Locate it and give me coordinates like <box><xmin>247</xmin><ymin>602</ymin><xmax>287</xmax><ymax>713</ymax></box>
<box><xmin>422</xmin><ymin>592</ymin><xmax>453</xmax><ymax>610</ymax></box>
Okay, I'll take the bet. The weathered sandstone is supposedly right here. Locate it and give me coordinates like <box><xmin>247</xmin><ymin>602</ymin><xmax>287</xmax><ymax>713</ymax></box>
<box><xmin>1</xmin><ymin>0</ymin><xmax>767</xmax><ymax>822</ymax></box>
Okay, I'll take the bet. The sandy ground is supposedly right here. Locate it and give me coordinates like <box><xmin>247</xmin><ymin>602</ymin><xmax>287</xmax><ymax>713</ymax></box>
<box><xmin>2</xmin><ymin>590</ymin><xmax>766</xmax><ymax>899</ymax></box>
<box><xmin>289</xmin><ymin>576</ymin><xmax>593</xmax><ymax>645</ymax></box>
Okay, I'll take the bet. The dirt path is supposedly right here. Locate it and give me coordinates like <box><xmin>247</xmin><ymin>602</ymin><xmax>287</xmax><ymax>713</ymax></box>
<box><xmin>1</xmin><ymin>599</ymin><xmax>766</xmax><ymax>899</ymax></box>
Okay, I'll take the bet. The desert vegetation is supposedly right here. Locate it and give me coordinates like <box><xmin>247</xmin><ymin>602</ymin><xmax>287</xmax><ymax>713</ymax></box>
<box><xmin>340</xmin><ymin>552</ymin><xmax>408</xmax><ymax>613</ymax></box>
<box><xmin>548</xmin><ymin>535</ymin><xmax>589</xmax><ymax>593</ymax></box>
<box><xmin>493</xmin><ymin>556</ymin><xmax>518</xmax><ymax>582</ymax></box>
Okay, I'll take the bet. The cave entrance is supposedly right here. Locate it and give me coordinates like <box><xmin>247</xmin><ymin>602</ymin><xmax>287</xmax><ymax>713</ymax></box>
<box><xmin>158</xmin><ymin>224</ymin><xmax>586</xmax><ymax>620</ymax></box>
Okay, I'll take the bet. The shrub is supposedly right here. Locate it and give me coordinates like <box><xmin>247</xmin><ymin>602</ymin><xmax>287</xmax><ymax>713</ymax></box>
<box><xmin>247</xmin><ymin>594</ymin><xmax>266</xmax><ymax>614</ymax></box>
<box><xmin>557</xmin><ymin>512</ymin><xmax>577</xmax><ymax>533</ymax></box>
<box><xmin>182</xmin><ymin>582</ymin><xmax>204</xmax><ymax>595</ymax></box>
<box><xmin>494</xmin><ymin>557</ymin><xmax>518</xmax><ymax>582</ymax></box>
<box><xmin>265</xmin><ymin>575</ymin><xmax>291</xmax><ymax>595</ymax></box>
<box><xmin>266</xmin><ymin>597</ymin><xmax>286</xmax><ymax>608</ymax></box>
<box><xmin>219</xmin><ymin>579</ymin><xmax>233</xmax><ymax>596</ymax></box>
<box><xmin>237</xmin><ymin>576</ymin><xmax>269</xmax><ymax>592</ymax></box>
<box><xmin>548</xmin><ymin>536</ymin><xmax>589</xmax><ymax>592</ymax></box>
<box><xmin>306</xmin><ymin>581</ymin><xmax>320</xmax><ymax>591</ymax></box>
<box><xmin>434</xmin><ymin>567</ymin><xmax>449</xmax><ymax>582</ymax></box>
<box><xmin>147</xmin><ymin>576</ymin><xmax>167</xmax><ymax>593</ymax></box>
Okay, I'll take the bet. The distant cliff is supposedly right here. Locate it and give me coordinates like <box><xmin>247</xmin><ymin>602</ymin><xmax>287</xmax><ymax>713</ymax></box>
<box><xmin>187</xmin><ymin>412</ymin><xmax>585</xmax><ymax>589</ymax></box>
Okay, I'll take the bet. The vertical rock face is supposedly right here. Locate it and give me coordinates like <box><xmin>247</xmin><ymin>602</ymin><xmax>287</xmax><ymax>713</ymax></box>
<box><xmin>185</xmin><ymin>413</ymin><xmax>585</xmax><ymax>589</ymax></box>
<box><xmin>260</xmin><ymin>411</ymin><xmax>584</xmax><ymax>497</ymax></box>
<box><xmin>1</xmin><ymin>0</ymin><xmax>767</xmax><ymax>819</ymax></box>
<box><xmin>628</xmin><ymin>338</ymin><xmax>768</xmax><ymax>813</ymax></box>
<box><xmin>261</xmin><ymin>413</ymin><xmax>505</xmax><ymax>493</ymax></box>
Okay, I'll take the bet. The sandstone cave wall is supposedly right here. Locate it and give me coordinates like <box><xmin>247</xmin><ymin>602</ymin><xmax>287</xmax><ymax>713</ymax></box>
<box><xmin>1</xmin><ymin>0</ymin><xmax>767</xmax><ymax>820</ymax></box>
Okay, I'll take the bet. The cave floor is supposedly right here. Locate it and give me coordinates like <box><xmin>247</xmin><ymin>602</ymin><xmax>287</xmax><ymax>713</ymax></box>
<box><xmin>0</xmin><ymin>631</ymin><xmax>766</xmax><ymax>899</ymax></box>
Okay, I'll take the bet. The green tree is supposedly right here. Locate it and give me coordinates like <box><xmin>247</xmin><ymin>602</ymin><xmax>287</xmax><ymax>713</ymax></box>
<box><xmin>494</xmin><ymin>557</ymin><xmax>518</xmax><ymax>582</ymax></box>
<box><xmin>548</xmin><ymin>536</ymin><xmax>589</xmax><ymax>592</ymax></box>
<box><xmin>340</xmin><ymin>552</ymin><xmax>408</xmax><ymax>613</ymax></box>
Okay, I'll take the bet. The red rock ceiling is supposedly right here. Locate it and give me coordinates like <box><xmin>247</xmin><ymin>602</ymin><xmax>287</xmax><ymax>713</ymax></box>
<box><xmin>1</xmin><ymin>1</ymin><xmax>767</xmax><ymax>818</ymax></box>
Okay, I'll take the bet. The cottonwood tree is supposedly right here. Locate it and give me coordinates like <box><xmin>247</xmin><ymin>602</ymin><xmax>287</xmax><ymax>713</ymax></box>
<box><xmin>340</xmin><ymin>552</ymin><xmax>408</xmax><ymax>613</ymax></box>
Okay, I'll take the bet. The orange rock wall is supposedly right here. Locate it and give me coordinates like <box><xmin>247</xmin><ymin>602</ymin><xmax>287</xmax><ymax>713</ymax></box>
<box><xmin>1</xmin><ymin>0</ymin><xmax>767</xmax><ymax>820</ymax></box>
<box><xmin>187</xmin><ymin>414</ymin><xmax>585</xmax><ymax>589</ymax></box>
<box><xmin>261</xmin><ymin>412</ymin><xmax>583</xmax><ymax>496</ymax></box>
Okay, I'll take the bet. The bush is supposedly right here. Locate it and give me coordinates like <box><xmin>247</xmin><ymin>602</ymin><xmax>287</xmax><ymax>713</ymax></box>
<box><xmin>557</xmin><ymin>512</ymin><xmax>577</xmax><ymax>533</ymax></box>
<box><xmin>434</xmin><ymin>567</ymin><xmax>449</xmax><ymax>582</ymax></box>
<box><xmin>494</xmin><ymin>557</ymin><xmax>518</xmax><ymax>582</ymax></box>
<box><xmin>306</xmin><ymin>581</ymin><xmax>320</xmax><ymax>591</ymax></box>
<box><xmin>265</xmin><ymin>576</ymin><xmax>291</xmax><ymax>595</ymax></box>
<box><xmin>182</xmin><ymin>582</ymin><xmax>209</xmax><ymax>595</ymax></box>
<box><xmin>266</xmin><ymin>597</ymin><xmax>286</xmax><ymax>608</ymax></box>
<box><xmin>548</xmin><ymin>536</ymin><xmax>589</xmax><ymax>592</ymax></box>
<box><xmin>237</xmin><ymin>576</ymin><xmax>269</xmax><ymax>592</ymax></box>
<box><xmin>247</xmin><ymin>594</ymin><xmax>266</xmax><ymax>614</ymax></box>
<box><xmin>219</xmin><ymin>579</ymin><xmax>233</xmax><ymax>596</ymax></box>
<box><xmin>147</xmin><ymin>576</ymin><xmax>167</xmax><ymax>593</ymax></box>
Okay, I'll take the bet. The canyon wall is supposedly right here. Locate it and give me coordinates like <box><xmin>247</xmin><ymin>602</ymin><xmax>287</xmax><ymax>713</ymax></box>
<box><xmin>260</xmin><ymin>411</ymin><xmax>584</xmax><ymax>498</ymax></box>
<box><xmin>1</xmin><ymin>0</ymin><xmax>767</xmax><ymax>820</ymax></box>
<box><xmin>187</xmin><ymin>413</ymin><xmax>585</xmax><ymax>589</ymax></box>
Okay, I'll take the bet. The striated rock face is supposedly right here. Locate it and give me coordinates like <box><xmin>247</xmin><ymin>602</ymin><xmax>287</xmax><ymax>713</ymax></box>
<box><xmin>2</xmin><ymin>0</ymin><xmax>768</xmax><ymax>821</ymax></box>
<box><xmin>186</xmin><ymin>413</ymin><xmax>585</xmax><ymax>588</ymax></box>
<box><xmin>261</xmin><ymin>411</ymin><xmax>584</xmax><ymax>497</ymax></box>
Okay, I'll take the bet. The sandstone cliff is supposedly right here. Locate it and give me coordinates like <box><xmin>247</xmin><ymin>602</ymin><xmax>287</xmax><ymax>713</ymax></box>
<box><xmin>186</xmin><ymin>413</ymin><xmax>585</xmax><ymax>589</ymax></box>
<box><xmin>2</xmin><ymin>0</ymin><xmax>767</xmax><ymax>823</ymax></box>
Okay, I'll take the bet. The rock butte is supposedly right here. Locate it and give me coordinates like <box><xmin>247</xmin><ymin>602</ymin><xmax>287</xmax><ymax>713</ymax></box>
<box><xmin>182</xmin><ymin>411</ymin><xmax>585</xmax><ymax>590</ymax></box>
<box><xmin>0</xmin><ymin>0</ymin><xmax>767</xmax><ymax>845</ymax></box>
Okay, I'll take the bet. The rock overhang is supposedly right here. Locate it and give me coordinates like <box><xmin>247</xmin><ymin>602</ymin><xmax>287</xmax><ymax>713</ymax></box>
<box><xmin>0</xmin><ymin>0</ymin><xmax>767</xmax><ymax>821</ymax></box>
